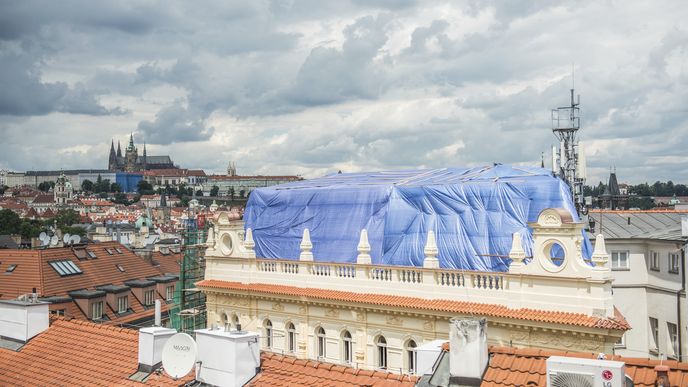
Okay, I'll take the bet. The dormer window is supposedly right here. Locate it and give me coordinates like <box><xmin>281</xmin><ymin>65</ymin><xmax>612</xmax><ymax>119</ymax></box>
<box><xmin>92</xmin><ymin>301</ymin><xmax>104</xmax><ymax>320</ymax></box>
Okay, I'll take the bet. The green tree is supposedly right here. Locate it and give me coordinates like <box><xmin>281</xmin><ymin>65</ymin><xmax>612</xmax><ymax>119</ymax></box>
<box><xmin>195</xmin><ymin>189</ymin><xmax>204</xmax><ymax>197</ymax></box>
<box><xmin>228</xmin><ymin>187</ymin><xmax>235</xmax><ymax>200</ymax></box>
<box><xmin>0</xmin><ymin>209</ymin><xmax>21</xmax><ymax>234</ymax></box>
<box><xmin>19</xmin><ymin>220</ymin><xmax>43</xmax><ymax>239</ymax></box>
<box><xmin>81</xmin><ymin>179</ymin><xmax>94</xmax><ymax>192</ymax></box>
<box><xmin>137</xmin><ymin>180</ymin><xmax>154</xmax><ymax>194</ymax></box>
<box><xmin>110</xmin><ymin>182</ymin><xmax>122</xmax><ymax>193</ymax></box>
<box><xmin>38</xmin><ymin>181</ymin><xmax>54</xmax><ymax>192</ymax></box>
<box><xmin>239</xmin><ymin>189</ymin><xmax>246</xmax><ymax>198</ymax></box>
<box><xmin>54</xmin><ymin>209</ymin><xmax>80</xmax><ymax>228</ymax></box>
<box><xmin>210</xmin><ymin>185</ymin><xmax>219</xmax><ymax>197</ymax></box>
<box><xmin>0</xmin><ymin>185</ymin><xmax>7</xmax><ymax>195</ymax></box>
<box><xmin>180</xmin><ymin>197</ymin><xmax>190</xmax><ymax>207</ymax></box>
<box><xmin>628</xmin><ymin>196</ymin><xmax>655</xmax><ymax>210</ymax></box>
<box><xmin>62</xmin><ymin>225</ymin><xmax>86</xmax><ymax>237</ymax></box>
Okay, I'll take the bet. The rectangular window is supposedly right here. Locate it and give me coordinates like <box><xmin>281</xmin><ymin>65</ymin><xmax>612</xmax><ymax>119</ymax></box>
<box><xmin>48</xmin><ymin>260</ymin><xmax>83</xmax><ymax>276</ymax></box>
<box><xmin>92</xmin><ymin>301</ymin><xmax>104</xmax><ymax>320</ymax></box>
<box><xmin>114</xmin><ymin>247</ymin><xmax>123</xmax><ymax>254</ymax></box>
<box><xmin>614</xmin><ymin>333</ymin><xmax>625</xmax><ymax>348</ymax></box>
<box><xmin>105</xmin><ymin>248</ymin><xmax>114</xmax><ymax>255</ymax></box>
<box><xmin>669</xmin><ymin>253</ymin><xmax>680</xmax><ymax>274</ymax></box>
<box><xmin>166</xmin><ymin>286</ymin><xmax>174</xmax><ymax>301</ymax></box>
<box><xmin>649</xmin><ymin>251</ymin><xmax>660</xmax><ymax>271</ymax></box>
<box><xmin>668</xmin><ymin>322</ymin><xmax>679</xmax><ymax>357</ymax></box>
<box><xmin>144</xmin><ymin>289</ymin><xmax>155</xmax><ymax>306</ymax></box>
<box><xmin>51</xmin><ymin>309</ymin><xmax>65</xmax><ymax>316</ymax></box>
<box><xmin>611</xmin><ymin>251</ymin><xmax>629</xmax><ymax>270</ymax></box>
<box><xmin>87</xmin><ymin>250</ymin><xmax>97</xmax><ymax>259</ymax></box>
<box><xmin>117</xmin><ymin>296</ymin><xmax>128</xmax><ymax>313</ymax></box>
<box><xmin>649</xmin><ymin>317</ymin><xmax>659</xmax><ymax>351</ymax></box>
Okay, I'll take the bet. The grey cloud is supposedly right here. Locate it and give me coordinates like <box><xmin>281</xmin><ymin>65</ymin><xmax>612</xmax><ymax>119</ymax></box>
<box><xmin>137</xmin><ymin>103</ymin><xmax>214</xmax><ymax>145</ymax></box>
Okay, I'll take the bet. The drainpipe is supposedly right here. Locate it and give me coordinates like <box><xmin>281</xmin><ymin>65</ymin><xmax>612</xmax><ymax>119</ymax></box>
<box><xmin>678</xmin><ymin>243</ymin><xmax>685</xmax><ymax>360</ymax></box>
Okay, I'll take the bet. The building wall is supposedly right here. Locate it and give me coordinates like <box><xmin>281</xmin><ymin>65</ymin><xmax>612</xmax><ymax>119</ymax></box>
<box><xmin>204</xmin><ymin>177</ymin><xmax>300</xmax><ymax>197</ymax></box>
<box><xmin>205</xmin><ymin>292</ymin><xmax>614</xmax><ymax>373</ymax></box>
<box><xmin>603</xmin><ymin>239</ymin><xmax>685</xmax><ymax>360</ymax></box>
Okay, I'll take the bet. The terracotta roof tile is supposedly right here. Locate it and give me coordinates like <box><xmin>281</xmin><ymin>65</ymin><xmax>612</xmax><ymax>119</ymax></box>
<box><xmin>196</xmin><ymin>280</ymin><xmax>630</xmax><ymax>331</ymax></box>
<box><xmin>481</xmin><ymin>346</ymin><xmax>688</xmax><ymax>387</ymax></box>
<box><xmin>0</xmin><ymin>317</ymin><xmax>190</xmax><ymax>386</ymax></box>
<box><xmin>248</xmin><ymin>352</ymin><xmax>417</xmax><ymax>386</ymax></box>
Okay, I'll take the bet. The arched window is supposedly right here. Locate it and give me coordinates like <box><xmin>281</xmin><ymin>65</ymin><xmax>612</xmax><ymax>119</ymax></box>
<box><xmin>232</xmin><ymin>314</ymin><xmax>240</xmax><ymax>329</ymax></box>
<box><xmin>221</xmin><ymin>312</ymin><xmax>229</xmax><ymax>330</ymax></box>
<box><xmin>264</xmin><ymin>319</ymin><xmax>273</xmax><ymax>348</ymax></box>
<box><xmin>316</xmin><ymin>327</ymin><xmax>326</xmax><ymax>359</ymax></box>
<box><xmin>376</xmin><ymin>336</ymin><xmax>387</xmax><ymax>370</ymax></box>
<box><xmin>405</xmin><ymin>339</ymin><xmax>417</xmax><ymax>374</ymax></box>
<box><xmin>342</xmin><ymin>330</ymin><xmax>353</xmax><ymax>364</ymax></box>
<box><xmin>286</xmin><ymin>322</ymin><xmax>296</xmax><ymax>353</ymax></box>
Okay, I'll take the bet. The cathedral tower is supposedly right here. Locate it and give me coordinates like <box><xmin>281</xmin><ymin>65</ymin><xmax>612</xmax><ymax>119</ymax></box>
<box><xmin>125</xmin><ymin>134</ymin><xmax>139</xmax><ymax>172</ymax></box>
<box><xmin>108</xmin><ymin>140</ymin><xmax>118</xmax><ymax>171</ymax></box>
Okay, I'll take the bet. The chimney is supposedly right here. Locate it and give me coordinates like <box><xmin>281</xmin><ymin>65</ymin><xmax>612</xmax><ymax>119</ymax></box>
<box><xmin>195</xmin><ymin>328</ymin><xmax>260</xmax><ymax>387</ymax></box>
<box><xmin>137</xmin><ymin>326</ymin><xmax>177</xmax><ymax>373</ymax></box>
<box><xmin>654</xmin><ymin>365</ymin><xmax>669</xmax><ymax>387</ymax></box>
<box><xmin>0</xmin><ymin>299</ymin><xmax>49</xmax><ymax>343</ymax></box>
<box><xmin>449</xmin><ymin>318</ymin><xmax>489</xmax><ymax>386</ymax></box>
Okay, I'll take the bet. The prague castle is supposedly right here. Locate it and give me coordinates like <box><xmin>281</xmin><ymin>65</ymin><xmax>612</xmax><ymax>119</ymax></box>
<box><xmin>108</xmin><ymin>134</ymin><xmax>176</xmax><ymax>172</ymax></box>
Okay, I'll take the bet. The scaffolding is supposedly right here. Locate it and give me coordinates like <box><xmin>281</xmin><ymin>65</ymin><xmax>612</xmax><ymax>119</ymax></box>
<box><xmin>169</xmin><ymin>212</ymin><xmax>207</xmax><ymax>333</ymax></box>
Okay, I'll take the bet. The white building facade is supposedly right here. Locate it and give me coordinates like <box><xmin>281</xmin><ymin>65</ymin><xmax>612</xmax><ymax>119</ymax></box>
<box><xmin>589</xmin><ymin>210</ymin><xmax>687</xmax><ymax>361</ymax></box>
<box><xmin>199</xmin><ymin>209</ymin><xmax>628</xmax><ymax>373</ymax></box>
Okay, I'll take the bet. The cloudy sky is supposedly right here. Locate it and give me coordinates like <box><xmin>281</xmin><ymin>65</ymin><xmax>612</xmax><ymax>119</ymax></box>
<box><xmin>0</xmin><ymin>1</ymin><xmax>686</xmax><ymax>184</ymax></box>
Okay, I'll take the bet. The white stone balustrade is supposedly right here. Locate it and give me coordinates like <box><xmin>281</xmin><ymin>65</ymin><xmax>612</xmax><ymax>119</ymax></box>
<box><xmin>204</xmin><ymin>208</ymin><xmax>615</xmax><ymax>318</ymax></box>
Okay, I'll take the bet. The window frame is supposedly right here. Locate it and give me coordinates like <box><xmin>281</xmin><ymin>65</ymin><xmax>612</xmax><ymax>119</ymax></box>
<box><xmin>286</xmin><ymin>322</ymin><xmax>296</xmax><ymax>353</ymax></box>
<box><xmin>611</xmin><ymin>250</ymin><xmax>630</xmax><ymax>270</ymax></box>
<box><xmin>376</xmin><ymin>335</ymin><xmax>388</xmax><ymax>370</ymax></box>
<box><xmin>668</xmin><ymin>322</ymin><xmax>679</xmax><ymax>358</ymax></box>
<box><xmin>406</xmin><ymin>339</ymin><xmax>418</xmax><ymax>374</ymax></box>
<box><xmin>342</xmin><ymin>330</ymin><xmax>353</xmax><ymax>364</ymax></box>
<box><xmin>614</xmin><ymin>333</ymin><xmax>626</xmax><ymax>348</ymax></box>
<box><xmin>316</xmin><ymin>327</ymin><xmax>326</xmax><ymax>359</ymax></box>
<box><xmin>264</xmin><ymin>320</ymin><xmax>273</xmax><ymax>348</ymax></box>
<box><xmin>165</xmin><ymin>286</ymin><xmax>174</xmax><ymax>301</ymax></box>
<box><xmin>649</xmin><ymin>317</ymin><xmax>659</xmax><ymax>352</ymax></box>
<box><xmin>117</xmin><ymin>295</ymin><xmax>128</xmax><ymax>314</ymax></box>
<box><xmin>143</xmin><ymin>289</ymin><xmax>155</xmax><ymax>306</ymax></box>
<box><xmin>649</xmin><ymin>251</ymin><xmax>660</xmax><ymax>271</ymax></box>
<box><xmin>669</xmin><ymin>252</ymin><xmax>680</xmax><ymax>274</ymax></box>
<box><xmin>92</xmin><ymin>301</ymin><xmax>104</xmax><ymax>320</ymax></box>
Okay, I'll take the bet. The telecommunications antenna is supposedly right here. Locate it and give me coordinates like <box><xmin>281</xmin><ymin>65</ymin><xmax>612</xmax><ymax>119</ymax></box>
<box><xmin>161</xmin><ymin>333</ymin><xmax>197</xmax><ymax>379</ymax></box>
<box><xmin>50</xmin><ymin>235</ymin><xmax>58</xmax><ymax>246</ymax></box>
<box><xmin>63</xmin><ymin>234</ymin><xmax>71</xmax><ymax>244</ymax></box>
<box><xmin>70</xmin><ymin>235</ymin><xmax>81</xmax><ymax>245</ymax></box>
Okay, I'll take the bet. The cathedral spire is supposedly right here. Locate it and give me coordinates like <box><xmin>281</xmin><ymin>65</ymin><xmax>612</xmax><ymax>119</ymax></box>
<box><xmin>142</xmin><ymin>142</ymin><xmax>147</xmax><ymax>170</ymax></box>
<box><xmin>116</xmin><ymin>140</ymin><xmax>122</xmax><ymax>157</ymax></box>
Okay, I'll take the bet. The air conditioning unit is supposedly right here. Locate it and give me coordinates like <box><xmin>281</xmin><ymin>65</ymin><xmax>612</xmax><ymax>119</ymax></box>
<box><xmin>547</xmin><ymin>356</ymin><xmax>626</xmax><ymax>387</ymax></box>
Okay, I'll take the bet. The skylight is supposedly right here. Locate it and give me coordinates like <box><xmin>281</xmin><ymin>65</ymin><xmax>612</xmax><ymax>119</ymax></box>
<box><xmin>114</xmin><ymin>247</ymin><xmax>123</xmax><ymax>254</ymax></box>
<box><xmin>116</xmin><ymin>264</ymin><xmax>125</xmax><ymax>272</ymax></box>
<box><xmin>105</xmin><ymin>248</ymin><xmax>114</xmax><ymax>255</ymax></box>
<box><xmin>6</xmin><ymin>264</ymin><xmax>17</xmax><ymax>273</ymax></box>
<box><xmin>87</xmin><ymin>251</ymin><xmax>97</xmax><ymax>259</ymax></box>
<box><xmin>49</xmin><ymin>260</ymin><xmax>83</xmax><ymax>276</ymax></box>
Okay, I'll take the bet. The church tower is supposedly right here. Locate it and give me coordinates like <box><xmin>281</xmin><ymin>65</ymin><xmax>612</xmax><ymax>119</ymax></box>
<box><xmin>108</xmin><ymin>140</ymin><xmax>118</xmax><ymax>171</ymax></box>
<box><xmin>116</xmin><ymin>140</ymin><xmax>122</xmax><ymax>158</ymax></box>
<box><xmin>125</xmin><ymin>134</ymin><xmax>139</xmax><ymax>172</ymax></box>
<box><xmin>142</xmin><ymin>142</ymin><xmax>148</xmax><ymax>171</ymax></box>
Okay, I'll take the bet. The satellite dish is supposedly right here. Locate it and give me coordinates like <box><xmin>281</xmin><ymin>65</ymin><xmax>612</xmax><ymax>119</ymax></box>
<box><xmin>63</xmin><ymin>234</ymin><xmax>71</xmax><ymax>244</ymax></box>
<box><xmin>50</xmin><ymin>235</ymin><xmax>58</xmax><ymax>246</ymax></box>
<box><xmin>39</xmin><ymin>232</ymin><xmax>47</xmax><ymax>241</ymax></box>
<box><xmin>70</xmin><ymin>235</ymin><xmax>81</xmax><ymax>245</ymax></box>
<box><xmin>162</xmin><ymin>333</ymin><xmax>197</xmax><ymax>379</ymax></box>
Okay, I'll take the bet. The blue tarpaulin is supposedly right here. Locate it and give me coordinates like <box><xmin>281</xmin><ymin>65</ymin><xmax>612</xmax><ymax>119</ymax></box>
<box><xmin>244</xmin><ymin>165</ymin><xmax>591</xmax><ymax>271</ymax></box>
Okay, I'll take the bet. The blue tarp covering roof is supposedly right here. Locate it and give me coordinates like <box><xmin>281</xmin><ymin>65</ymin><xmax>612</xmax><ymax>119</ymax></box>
<box><xmin>244</xmin><ymin>165</ymin><xmax>591</xmax><ymax>272</ymax></box>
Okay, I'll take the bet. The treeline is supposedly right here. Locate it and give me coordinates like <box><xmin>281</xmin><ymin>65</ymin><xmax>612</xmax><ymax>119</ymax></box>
<box><xmin>0</xmin><ymin>209</ymin><xmax>84</xmax><ymax>239</ymax></box>
<box><xmin>584</xmin><ymin>180</ymin><xmax>688</xmax><ymax>197</ymax></box>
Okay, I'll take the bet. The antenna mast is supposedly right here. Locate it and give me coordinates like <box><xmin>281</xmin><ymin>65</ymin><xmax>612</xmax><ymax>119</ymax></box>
<box><xmin>551</xmin><ymin>74</ymin><xmax>585</xmax><ymax>215</ymax></box>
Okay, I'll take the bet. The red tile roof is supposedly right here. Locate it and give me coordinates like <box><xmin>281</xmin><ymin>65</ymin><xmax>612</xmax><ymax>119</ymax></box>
<box><xmin>482</xmin><ymin>346</ymin><xmax>688</xmax><ymax>387</ymax></box>
<box><xmin>0</xmin><ymin>317</ymin><xmax>191</xmax><ymax>386</ymax></box>
<box><xmin>31</xmin><ymin>194</ymin><xmax>55</xmax><ymax>204</ymax></box>
<box><xmin>0</xmin><ymin>242</ymin><xmax>179</xmax><ymax>324</ymax></box>
<box><xmin>248</xmin><ymin>352</ymin><xmax>418</xmax><ymax>386</ymax></box>
<box><xmin>196</xmin><ymin>280</ymin><xmax>630</xmax><ymax>331</ymax></box>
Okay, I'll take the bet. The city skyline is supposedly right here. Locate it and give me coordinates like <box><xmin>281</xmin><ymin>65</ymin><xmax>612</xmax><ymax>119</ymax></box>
<box><xmin>1</xmin><ymin>1</ymin><xmax>687</xmax><ymax>184</ymax></box>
